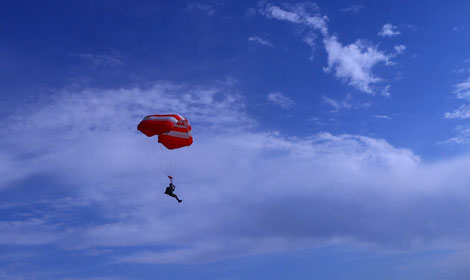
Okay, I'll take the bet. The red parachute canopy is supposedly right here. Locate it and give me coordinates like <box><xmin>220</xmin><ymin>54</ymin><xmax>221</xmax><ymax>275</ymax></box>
<box><xmin>137</xmin><ymin>114</ymin><xmax>193</xmax><ymax>150</ymax></box>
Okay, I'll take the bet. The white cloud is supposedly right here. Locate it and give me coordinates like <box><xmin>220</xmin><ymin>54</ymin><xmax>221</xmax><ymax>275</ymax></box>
<box><xmin>323</xmin><ymin>36</ymin><xmax>392</xmax><ymax>93</ymax></box>
<box><xmin>303</xmin><ymin>32</ymin><xmax>316</xmax><ymax>47</ymax></box>
<box><xmin>378</xmin><ymin>23</ymin><xmax>401</xmax><ymax>37</ymax></box>
<box><xmin>453</xmin><ymin>68</ymin><xmax>470</xmax><ymax>75</ymax></box>
<box><xmin>267</xmin><ymin>92</ymin><xmax>295</xmax><ymax>108</ymax></box>
<box><xmin>394</xmin><ymin>45</ymin><xmax>406</xmax><ymax>54</ymax></box>
<box><xmin>248</xmin><ymin>36</ymin><xmax>274</xmax><ymax>47</ymax></box>
<box><xmin>445</xmin><ymin>104</ymin><xmax>470</xmax><ymax>119</ymax></box>
<box><xmin>454</xmin><ymin>77</ymin><xmax>470</xmax><ymax>100</ymax></box>
<box><xmin>445</xmin><ymin>76</ymin><xmax>470</xmax><ymax>143</ymax></box>
<box><xmin>381</xmin><ymin>84</ymin><xmax>391</xmax><ymax>97</ymax></box>
<box><xmin>0</xmin><ymin>83</ymin><xmax>253</xmax><ymax>190</ymax></box>
<box><xmin>439</xmin><ymin>126</ymin><xmax>470</xmax><ymax>145</ymax></box>
<box><xmin>375</xmin><ymin>115</ymin><xmax>391</xmax><ymax>119</ymax></box>
<box><xmin>4</xmin><ymin>82</ymin><xmax>470</xmax><ymax>266</ymax></box>
<box><xmin>263</xmin><ymin>5</ymin><xmax>301</xmax><ymax>23</ymax></box>
<box><xmin>445</xmin><ymin>77</ymin><xmax>470</xmax><ymax>118</ymax></box>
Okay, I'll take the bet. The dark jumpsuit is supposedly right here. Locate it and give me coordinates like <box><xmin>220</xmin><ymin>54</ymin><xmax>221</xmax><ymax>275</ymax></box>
<box><xmin>165</xmin><ymin>183</ymin><xmax>182</xmax><ymax>202</ymax></box>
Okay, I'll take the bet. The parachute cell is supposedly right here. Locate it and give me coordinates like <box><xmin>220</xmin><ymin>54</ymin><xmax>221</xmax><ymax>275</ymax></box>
<box><xmin>138</xmin><ymin>114</ymin><xmax>193</xmax><ymax>150</ymax></box>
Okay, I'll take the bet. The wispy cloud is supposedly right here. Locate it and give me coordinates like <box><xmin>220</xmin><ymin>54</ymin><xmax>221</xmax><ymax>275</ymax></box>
<box><xmin>439</xmin><ymin>126</ymin><xmax>470</xmax><ymax>145</ymax></box>
<box><xmin>445</xmin><ymin>77</ymin><xmax>470</xmax><ymax>119</ymax></box>
<box><xmin>0</xmin><ymin>218</ymin><xmax>62</xmax><ymax>245</ymax></box>
<box><xmin>267</xmin><ymin>92</ymin><xmax>295</xmax><ymax>108</ymax></box>
<box><xmin>445</xmin><ymin>104</ymin><xmax>470</xmax><ymax>119</ymax></box>
<box><xmin>394</xmin><ymin>45</ymin><xmax>406</xmax><ymax>54</ymax></box>
<box><xmin>340</xmin><ymin>4</ymin><xmax>364</xmax><ymax>14</ymax></box>
<box><xmin>454</xmin><ymin>77</ymin><xmax>470</xmax><ymax>100</ymax></box>
<box><xmin>406</xmin><ymin>24</ymin><xmax>419</xmax><ymax>31</ymax></box>
<box><xmin>262</xmin><ymin>3</ymin><xmax>329</xmax><ymax>36</ymax></box>
<box><xmin>264</xmin><ymin>5</ymin><xmax>301</xmax><ymax>23</ymax></box>
<box><xmin>323</xmin><ymin>96</ymin><xmax>342</xmax><ymax>111</ymax></box>
<box><xmin>381</xmin><ymin>84</ymin><xmax>391</xmax><ymax>97</ymax></box>
<box><xmin>261</xmin><ymin>3</ymin><xmax>397</xmax><ymax>94</ymax></box>
<box><xmin>444</xmin><ymin>73</ymin><xmax>470</xmax><ymax>143</ymax></box>
<box><xmin>378</xmin><ymin>23</ymin><xmax>401</xmax><ymax>37</ymax></box>
<box><xmin>323</xmin><ymin>95</ymin><xmax>371</xmax><ymax>111</ymax></box>
<box><xmin>248</xmin><ymin>36</ymin><xmax>274</xmax><ymax>47</ymax></box>
<box><xmin>75</xmin><ymin>53</ymin><xmax>123</xmax><ymax>67</ymax></box>
<box><xmin>303</xmin><ymin>32</ymin><xmax>317</xmax><ymax>60</ymax></box>
<box><xmin>186</xmin><ymin>3</ymin><xmax>219</xmax><ymax>16</ymax></box>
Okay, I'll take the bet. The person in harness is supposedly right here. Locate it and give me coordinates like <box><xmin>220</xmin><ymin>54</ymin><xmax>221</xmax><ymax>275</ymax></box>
<box><xmin>164</xmin><ymin>176</ymin><xmax>182</xmax><ymax>203</ymax></box>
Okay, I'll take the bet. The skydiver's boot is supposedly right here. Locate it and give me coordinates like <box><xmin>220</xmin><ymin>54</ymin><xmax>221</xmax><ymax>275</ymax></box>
<box><xmin>173</xmin><ymin>194</ymin><xmax>182</xmax><ymax>203</ymax></box>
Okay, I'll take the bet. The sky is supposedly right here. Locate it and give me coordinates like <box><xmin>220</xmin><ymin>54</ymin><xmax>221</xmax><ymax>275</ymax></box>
<box><xmin>1</xmin><ymin>0</ymin><xmax>470</xmax><ymax>279</ymax></box>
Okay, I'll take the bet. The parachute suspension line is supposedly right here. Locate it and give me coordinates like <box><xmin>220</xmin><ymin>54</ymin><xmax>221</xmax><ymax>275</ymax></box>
<box><xmin>147</xmin><ymin>137</ymin><xmax>161</xmax><ymax>177</ymax></box>
<box><xmin>147</xmin><ymin>137</ymin><xmax>170</xmax><ymax>179</ymax></box>
<box><xmin>157</xmin><ymin>141</ymin><xmax>174</xmax><ymax>178</ymax></box>
<box><xmin>158</xmin><ymin>142</ymin><xmax>168</xmax><ymax>177</ymax></box>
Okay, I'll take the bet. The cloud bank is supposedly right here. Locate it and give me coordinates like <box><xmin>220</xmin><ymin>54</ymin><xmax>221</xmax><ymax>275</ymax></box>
<box><xmin>2</xmin><ymin>82</ymin><xmax>470</xmax><ymax>266</ymax></box>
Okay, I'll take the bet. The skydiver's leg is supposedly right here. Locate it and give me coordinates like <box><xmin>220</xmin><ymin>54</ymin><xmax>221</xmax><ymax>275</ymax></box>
<box><xmin>168</xmin><ymin>193</ymin><xmax>182</xmax><ymax>203</ymax></box>
<box><xmin>174</xmin><ymin>194</ymin><xmax>182</xmax><ymax>203</ymax></box>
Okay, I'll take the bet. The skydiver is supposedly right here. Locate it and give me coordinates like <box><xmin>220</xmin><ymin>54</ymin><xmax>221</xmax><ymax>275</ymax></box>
<box><xmin>164</xmin><ymin>176</ymin><xmax>182</xmax><ymax>203</ymax></box>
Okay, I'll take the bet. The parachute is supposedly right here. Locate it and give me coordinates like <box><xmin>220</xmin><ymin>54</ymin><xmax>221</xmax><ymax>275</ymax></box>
<box><xmin>137</xmin><ymin>114</ymin><xmax>193</xmax><ymax>149</ymax></box>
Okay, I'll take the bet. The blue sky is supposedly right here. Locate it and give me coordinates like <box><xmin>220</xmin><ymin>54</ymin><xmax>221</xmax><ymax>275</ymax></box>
<box><xmin>1</xmin><ymin>1</ymin><xmax>470</xmax><ymax>279</ymax></box>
